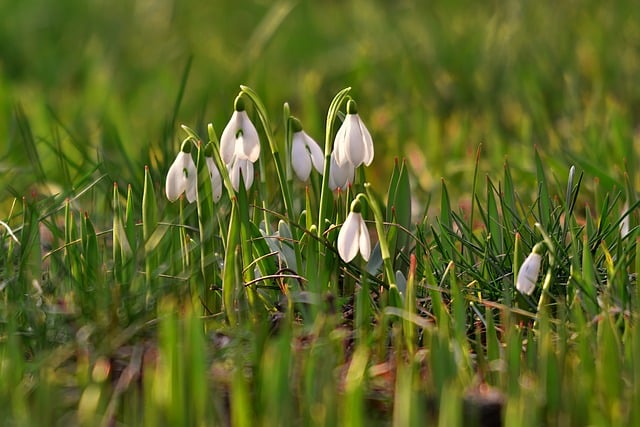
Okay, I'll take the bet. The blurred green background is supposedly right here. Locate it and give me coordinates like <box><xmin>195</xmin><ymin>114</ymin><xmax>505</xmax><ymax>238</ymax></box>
<box><xmin>1</xmin><ymin>0</ymin><xmax>638</xmax><ymax>215</ymax></box>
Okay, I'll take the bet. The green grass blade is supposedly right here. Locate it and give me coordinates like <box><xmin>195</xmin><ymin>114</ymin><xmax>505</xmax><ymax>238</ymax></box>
<box><xmin>142</xmin><ymin>165</ymin><xmax>159</xmax><ymax>293</ymax></box>
<box><xmin>223</xmin><ymin>199</ymin><xmax>241</xmax><ymax>325</ymax></box>
<box><xmin>534</xmin><ymin>147</ymin><xmax>551</xmax><ymax>229</ymax></box>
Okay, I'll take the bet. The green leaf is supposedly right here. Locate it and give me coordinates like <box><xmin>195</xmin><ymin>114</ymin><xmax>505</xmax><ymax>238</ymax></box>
<box><xmin>143</xmin><ymin>165</ymin><xmax>159</xmax><ymax>291</ymax></box>
<box><xmin>403</xmin><ymin>254</ymin><xmax>417</xmax><ymax>354</ymax></box>
<box><xmin>486</xmin><ymin>176</ymin><xmax>502</xmax><ymax>254</ymax></box>
<box><xmin>249</xmin><ymin>221</ymin><xmax>278</xmax><ymax>278</ymax></box>
<box><xmin>223</xmin><ymin>199</ymin><xmax>241</xmax><ymax>325</ymax></box>
<box><xmin>387</xmin><ymin>158</ymin><xmax>412</xmax><ymax>270</ymax></box>
<box><xmin>317</xmin><ymin>87</ymin><xmax>351</xmax><ymax>242</ymax></box>
<box><xmin>534</xmin><ymin>147</ymin><xmax>551</xmax><ymax>229</ymax></box>
<box><xmin>195</xmin><ymin>141</ymin><xmax>222</xmax><ymax>314</ymax></box>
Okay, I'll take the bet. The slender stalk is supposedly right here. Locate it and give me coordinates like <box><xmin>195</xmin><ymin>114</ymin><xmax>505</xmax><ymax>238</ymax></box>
<box><xmin>317</xmin><ymin>87</ymin><xmax>351</xmax><ymax>242</ymax></box>
<box><xmin>239</xmin><ymin>86</ymin><xmax>303</xmax><ymax>273</ymax></box>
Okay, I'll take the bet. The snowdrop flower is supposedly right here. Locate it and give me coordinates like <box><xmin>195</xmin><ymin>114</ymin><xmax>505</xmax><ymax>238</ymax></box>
<box><xmin>165</xmin><ymin>141</ymin><xmax>197</xmax><ymax>203</ymax></box>
<box><xmin>290</xmin><ymin>117</ymin><xmax>324</xmax><ymax>181</ymax></box>
<box><xmin>328</xmin><ymin>151</ymin><xmax>355</xmax><ymax>191</ymax></box>
<box><xmin>337</xmin><ymin>198</ymin><xmax>371</xmax><ymax>262</ymax></box>
<box><xmin>516</xmin><ymin>243</ymin><xmax>544</xmax><ymax>295</ymax></box>
<box><xmin>228</xmin><ymin>154</ymin><xmax>254</xmax><ymax>192</ymax></box>
<box><xmin>220</xmin><ymin>95</ymin><xmax>260</xmax><ymax>164</ymax></box>
<box><xmin>204</xmin><ymin>143</ymin><xmax>223</xmax><ymax>202</ymax></box>
<box><xmin>333</xmin><ymin>99</ymin><xmax>374</xmax><ymax>168</ymax></box>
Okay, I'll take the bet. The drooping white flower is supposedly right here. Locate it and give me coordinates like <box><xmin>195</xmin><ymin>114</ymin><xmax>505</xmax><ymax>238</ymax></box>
<box><xmin>220</xmin><ymin>96</ymin><xmax>260</xmax><ymax>164</ymax></box>
<box><xmin>290</xmin><ymin>118</ymin><xmax>324</xmax><ymax>181</ymax></box>
<box><xmin>165</xmin><ymin>143</ymin><xmax>197</xmax><ymax>203</ymax></box>
<box><xmin>228</xmin><ymin>154</ymin><xmax>254</xmax><ymax>192</ymax></box>
<box><xmin>328</xmin><ymin>150</ymin><xmax>355</xmax><ymax>191</ymax></box>
<box><xmin>205</xmin><ymin>156</ymin><xmax>223</xmax><ymax>202</ymax></box>
<box><xmin>516</xmin><ymin>244</ymin><xmax>544</xmax><ymax>295</ymax></box>
<box><xmin>333</xmin><ymin>99</ymin><xmax>374</xmax><ymax>168</ymax></box>
<box><xmin>337</xmin><ymin>201</ymin><xmax>371</xmax><ymax>262</ymax></box>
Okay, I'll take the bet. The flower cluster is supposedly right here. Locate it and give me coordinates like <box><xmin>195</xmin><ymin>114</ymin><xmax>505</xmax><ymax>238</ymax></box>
<box><xmin>164</xmin><ymin>90</ymin><xmax>376</xmax><ymax>267</ymax></box>
<box><xmin>165</xmin><ymin>95</ymin><xmax>261</xmax><ymax>202</ymax></box>
<box><xmin>165</xmin><ymin>140</ymin><xmax>222</xmax><ymax>203</ymax></box>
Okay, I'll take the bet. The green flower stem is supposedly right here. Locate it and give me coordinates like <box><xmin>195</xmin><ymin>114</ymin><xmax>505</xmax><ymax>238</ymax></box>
<box><xmin>403</xmin><ymin>254</ymin><xmax>417</xmax><ymax>354</ymax></box>
<box><xmin>317</xmin><ymin>87</ymin><xmax>351</xmax><ymax>242</ymax></box>
<box><xmin>283</xmin><ymin>102</ymin><xmax>293</xmax><ymax>187</ymax></box>
<box><xmin>223</xmin><ymin>198</ymin><xmax>241</xmax><ymax>325</ymax></box>
<box><xmin>364</xmin><ymin>184</ymin><xmax>399</xmax><ymax>300</ymax></box>
<box><xmin>142</xmin><ymin>165</ymin><xmax>158</xmax><ymax>295</ymax></box>
<box><xmin>237</xmin><ymin>176</ymin><xmax>258</xmax><ymax>320</ymax></box>
<box><xmin>195</xmin><ymin>141</ymin><xmax>222</xmax><ymax>314</ymax></box>
<box><xmin>124</xmin><ymin>184</ymin><xmax>136</xmax><ymax>316</ymax></box>
<box><xmin>239</xmin><ymin>86</ymin><xmax>302</xmax><ymax>273</ymax></box>
<box><xmin>534</xmin><ymin>223</ymin><xmax>555</xmax><ymax>330</ymax></box>
<box><xmin>112</xmin><ymin>182</ymin><xmax>123</xmax><ymax>285</ymax></box>
<box><xmin>313</xmin><ymin>88</ymin><xmax>352</xmax><ymax>294</ymax></box>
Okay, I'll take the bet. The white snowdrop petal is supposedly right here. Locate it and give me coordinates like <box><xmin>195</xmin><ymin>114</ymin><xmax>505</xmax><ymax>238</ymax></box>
<box><xmin>620</xmin><ymin>204</ymin><xmax>630</xmax><ymax>239</ymax></box>
<box><xmin>328</xmin><ymin>151</ymin><xmax>354</xmax><ymax>191</ymax></box>
<box><xmin>229</xmin><ymin>164</ymin><xmax>239</xmax><ymax>192</ymax></box>
<box><xmin>292</xmin><ymin>133</ymin><xmax>312</xmax><ymax>181</ymax></box>
<box><xmin>234</xmin><ymin>134</ymin><xmax>246</xmax><ymax>158</ymax></box>
<box><xmin>516</xmin><ymin>252</ymin><xmax>542</xmax><ymax>295</ymax></box>
<box><xmin>239</xmin><ymin>111</ymin><xmax>261</xmax><ymax>163</ymax></box>
<box><xmin>184</xmin><ymin>155</ymin><xmax>198</xmax><ymax>203</ymax></box>
<box><xmin>358</xmin><ymin>217</ymin><xmax>371</xmax><ymax>261</ymax></box>
<box><xmin>304</xmin><ymin>133</ymin><xmax>325</xmax><ymax>173</ymax></box>
<box><xmin>241</xmin><ymin>159</ymin><xmax>254</xmax><ymax>190</ymax></box>
<box><xmin>220</xmin><ymin>111</ymin><xmax>240</xmax><ymax>164</ymax></box>
<box><xmin>358</xmin><ymin>118</ymin><xmax>375</xmax><ymax>166</ymax></box>
<box><xmin>165</xmin><ymin>154</ymin><xmax>187</xmax><ymax>202</ymax></box>
<box><xmin>228</xmin><ymin>156</ymin><xmax>242</xmax><ymax>192</ymax></box>
<box><xmin>338</xmin><ymin>212</ymin><xmax>361</xmax><ymax>262</ymax></box>
<box><xmin>185</xmin><ymin>175</ymin><xmax>197</xmax><ymax>203</ymax></box>
<box><xmin>333</xmin><ymin>119</ymin><xmax>350</xmax><ymax>166</ymax></box>
<box><xmin>345</xmin><ymin>115</ymin><xmax>365</xmax><ymax>167</ymax></box>
<box><xmin>229</xmin><ymin>157</ymin><xmax>254</xmax><ymax>191</ymax></box>
<box><xmin>328</xmin><ymin>172</ymin><xmax>337</xmax><ymax>190</ymax></box>
<box><xmin>206</xmin><ymin>157</ymin><xmax>223</xmax><ymax>202</ymax></box>
<box><xmin>212</xmin><ymin>177</ymin><xmax>222</xmax><ymax>201</ymax></box>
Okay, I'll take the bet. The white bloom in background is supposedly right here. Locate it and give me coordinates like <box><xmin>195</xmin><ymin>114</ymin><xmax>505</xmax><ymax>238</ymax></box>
<box><xmin>228</xmin><ymin>155</ymin><xmax>254</xmax><ymax>192</ymax></box>
<box><xmin>205</xmin><ymin>156</ymin><xmax>223</xmax><ymax>202</ymax></box>
<box><xmin>291</xmin><ymin>118</ymin><xmax>324</xmax><ymax>181</ymax></box>
<box><xmin>620</xmin><ymin>203</ymin><xmax>630</xmax><ymax>239</ymax></box>
<box><xmin>516</xmin><ymin>244</ymin><xmax>544</xmax><ymax>295</ymax></box>
<box><xmin>328</xmin><ymin>151</ymin><xmax>355</xmax><ymax>191</ymax></box>
<box><xmin>165</xmin><ymin>145</ymin><xmax>197</xmax><ymax>203</ymax></box>
<box><xmin>220</xmin><ymin>96</ymin><xmax>260</xmax><ymax>164</ymax></box>
<box><xmin>337</xmin><ymin>203</ymin><xmax>371</xmax><ymax>262</ymax></box>
<box><xmin>333</xmin><ymin>99</ymin><xmax>374</xmax><ymax>168</ymax></box>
